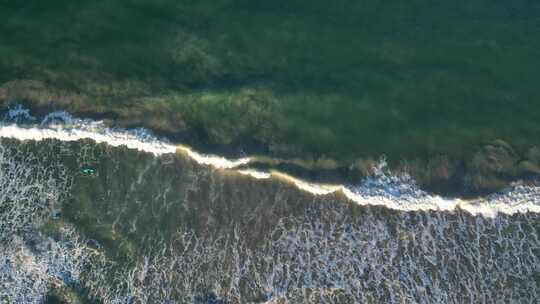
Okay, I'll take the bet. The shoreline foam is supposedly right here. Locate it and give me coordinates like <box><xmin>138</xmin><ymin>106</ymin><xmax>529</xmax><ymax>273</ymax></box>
<box><xmin>1</xmin><ymin>109</ymin><xmax>539</xmax><ymax>217</ymax></box>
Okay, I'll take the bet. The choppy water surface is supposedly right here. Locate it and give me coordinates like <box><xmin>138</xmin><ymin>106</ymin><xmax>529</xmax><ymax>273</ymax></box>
<box><xmin>0</xmin><ymin>110</ymin><xmax>539</xmax><ymax>303</ymax></box>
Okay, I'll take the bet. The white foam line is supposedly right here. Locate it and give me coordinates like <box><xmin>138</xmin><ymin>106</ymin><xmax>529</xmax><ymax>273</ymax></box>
<box><xmin>341</xmin><ymin>188</ymin><xmax>540</xmax><ymax>217</ymax></box>
<box><xmin>0</xmin><ymin>124</ymin><xmax>177</xmax><ymax>155</ymax></box>
<box><xmin>178</xmin><ymin>144</ymin><xmax>251</xmax><ymax>169</ymax></box>
<box><xmin>238</xmin><ymin>169</ymin><xmax>272</xmax><ymax>179</ymax></box>
<box><xmin>1</xmin><ymin>123</ymin><xmax>539</xmax><ymax>217</ymax></box>
<box><xmin>0</xmin><ymin>124</ymin><xmax>248</xmax><ymax>169</ymax></box>
<box><xmin>243</xmin><ymin>170</ymin><xmax>540</xmax><ymax>217</ymax></box>
<box><xmin>271</xmin><ymin>172</ymin><xmax>340</xmax><ymax>195</ymax></box>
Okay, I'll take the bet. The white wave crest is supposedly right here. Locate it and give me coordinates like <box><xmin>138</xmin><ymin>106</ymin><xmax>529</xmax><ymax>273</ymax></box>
<box><xmin>1</xmin><ymin>107</ymin><xmax>539</xmax><ymax>217</ymax></box>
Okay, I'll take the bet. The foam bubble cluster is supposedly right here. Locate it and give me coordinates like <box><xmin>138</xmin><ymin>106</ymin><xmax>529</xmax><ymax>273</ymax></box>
<box><xmin>0</xmin><ymin>140</ymin><xmax>90</xmax><ymax>303</ymax></box>
<box><xmin>72</xmin><ymin>208</ymin><xmax>540</xmax><ymax>303</ymax></box>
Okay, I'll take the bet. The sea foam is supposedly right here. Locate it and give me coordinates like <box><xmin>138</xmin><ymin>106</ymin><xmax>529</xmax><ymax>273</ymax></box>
<box><xmin>1</xmin><ymin>108</ymin><xmax>539</xmax><ymax>217</ymax></box>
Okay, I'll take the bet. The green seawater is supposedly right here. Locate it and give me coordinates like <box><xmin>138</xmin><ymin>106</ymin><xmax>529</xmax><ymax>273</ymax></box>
<box><xmin>1</xmin><ymin>1</ymin><xmax>540</xmax><ymax>162</ymax></box>
<box><xmin>2</xmin><ymin>3</ymin><xmax>540</xmax><ymax>301</ymax></box>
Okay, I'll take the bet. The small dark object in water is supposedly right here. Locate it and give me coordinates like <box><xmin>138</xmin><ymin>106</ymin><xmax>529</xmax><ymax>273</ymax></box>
<box><xmin>81</xmin><ymin>167</ymin><xmax>96</xmax><ymax>175</ymax></box>
<box><xmin>51</xmin><ymin>211</ymin><xmax>61</xmax><ymax>220</ymax></box>
<box><xmin>86</xmin><ymin>239</ymin><xmax>100</xmax><ymax>248</ymax></box>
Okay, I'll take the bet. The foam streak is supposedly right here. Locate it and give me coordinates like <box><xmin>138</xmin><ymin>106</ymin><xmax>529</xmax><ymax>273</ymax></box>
<box><xmin>1</xmin><ymin>120</ymin><xmax>539</xmax><ymax>217</ymax></box>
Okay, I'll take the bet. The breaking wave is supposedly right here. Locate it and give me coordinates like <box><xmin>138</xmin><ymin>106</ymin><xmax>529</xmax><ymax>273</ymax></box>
<box><xmin>0</xmin><ymin>106</ymin><xmax>539</xmax><ymax>303</ymax></box>
<box><xmin>1</xmin><ymin>107</ymin><xmax>539</xmax><ymax>217</ymax></box>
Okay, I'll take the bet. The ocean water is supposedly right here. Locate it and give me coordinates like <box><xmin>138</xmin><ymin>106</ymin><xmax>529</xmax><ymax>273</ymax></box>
<box><xmin>0</xmin><ymin>108</ymin><xmax>539</xmax><ymax>303</ymax></box>
<box><xmin>2</xmin><ymin>1</ymin><xmax>540</xmax><ymax>162</ymax></box>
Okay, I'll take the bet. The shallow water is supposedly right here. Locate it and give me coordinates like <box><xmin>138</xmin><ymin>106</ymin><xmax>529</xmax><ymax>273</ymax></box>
<box><xmin>2</xmin><ymin>1</ymin><xmax>540</xmax><ymax>162</ymax></box>
<box><xmin>0</xmin><ymin>110</ymin><xmax>539</xmax><ymax>303</ymax></box>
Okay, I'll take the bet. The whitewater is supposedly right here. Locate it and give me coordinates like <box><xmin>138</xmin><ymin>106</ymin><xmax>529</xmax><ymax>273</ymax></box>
<box><xmin>0</xmin><ymin>108</ymin><xmax>539</xmax><ymax>218</ymax></box>
<box><xmin>0</xmin><ymin>107</ymin><xmax>539</xmax><ymax>303</ymax></box>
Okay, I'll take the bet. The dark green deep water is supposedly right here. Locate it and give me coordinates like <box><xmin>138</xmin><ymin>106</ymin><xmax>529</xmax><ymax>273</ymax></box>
<box><xmin>1</xmin><ymin>1</ymin><xmax>540</xmax><ymax>162</ymax></box>
<box><xmin>1</xmin><ymin>2</ymin><xmax>540</xmax><ymax>303</ymax></box>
